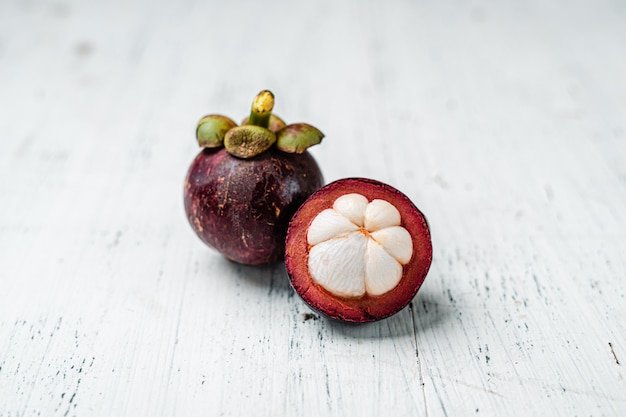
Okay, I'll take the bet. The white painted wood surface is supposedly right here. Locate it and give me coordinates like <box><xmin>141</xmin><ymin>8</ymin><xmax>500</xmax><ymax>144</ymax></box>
<box><xmin>1</xmin><ymin>0</ymin><xmax>625</xmax><ymax>415</ymax></box>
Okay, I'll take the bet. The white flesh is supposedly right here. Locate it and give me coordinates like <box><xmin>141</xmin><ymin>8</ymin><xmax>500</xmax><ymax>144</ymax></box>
<box><xmin>306</xmin><ymin>194</ymin><xmax>413</xmax><ymax>297</ymax></box>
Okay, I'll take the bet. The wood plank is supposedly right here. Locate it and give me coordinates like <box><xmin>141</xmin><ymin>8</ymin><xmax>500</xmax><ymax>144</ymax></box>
<box><xmin>1</xmin><ymin>0</ymin><xmax>624</xmax><ymax>416</ymax></box>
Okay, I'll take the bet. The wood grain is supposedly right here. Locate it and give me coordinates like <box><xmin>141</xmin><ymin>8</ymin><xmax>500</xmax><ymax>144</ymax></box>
<box><xmin>1</xmin><ymin>0</ymin><xmax>625</xmax><ymax>416</ymax></box>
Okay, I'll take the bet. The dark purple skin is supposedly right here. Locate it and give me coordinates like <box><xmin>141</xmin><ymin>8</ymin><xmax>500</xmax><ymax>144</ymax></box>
<box><xmin>184</xmin><ymin>147</ymin><xmax>324</xmax><ymax>265</ymax></box>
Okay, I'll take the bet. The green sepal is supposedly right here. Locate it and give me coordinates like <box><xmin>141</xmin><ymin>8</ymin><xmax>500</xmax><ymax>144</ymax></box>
<box><xmin>196</xmin><ymin>114</ymin><xmax>237</xmax><ymax>148</ymax></box>
<box><xmin>275</xmin><ymin>123</ymin><xmax>324</xmax><ymax>154</ymax></box>
<box><xmin>224</xmin><ymin>125</ymin><xmax>277</xmax><ymax>158</ymax></box>
<box><xmin>241</xmin><ymin>114</ymin><xmax>287</xmax><ymax>133</ymax></box>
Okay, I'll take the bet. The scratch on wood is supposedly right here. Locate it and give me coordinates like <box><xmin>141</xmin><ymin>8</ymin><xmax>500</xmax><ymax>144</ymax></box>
<box><xmin>609</xmin><ymin>342</ymin><xmax>620</xmax><ymax>365</ymax></box>
<box><xmin>434</xmin><ymin>373</ymin><xmax>504</xmax><ymax>398</ymax></box>
<box><xmin>531</xmin><ymin>273</ymin><xmax>543</xmax><ymax>297</ymax></box>
<box><xmin>107</xmin><ymin>230</ymin><xmax>123</xmax><ymax>249</ymax></box>
<box><xmin>302</xmin><ymin>313</ymin><xmax>319</xmax><ymax>322</ymax></box>
<box><xmin>409</xmin><ymin>302</ymin><xmax>429</xmax><ymax>417</ymax></box>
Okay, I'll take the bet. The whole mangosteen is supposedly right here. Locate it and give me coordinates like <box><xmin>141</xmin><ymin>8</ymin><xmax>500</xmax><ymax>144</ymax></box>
<box><xmin>184</xmin><ymin>90</ymin><xmax>325</xmax><ymax>265</ymax></box>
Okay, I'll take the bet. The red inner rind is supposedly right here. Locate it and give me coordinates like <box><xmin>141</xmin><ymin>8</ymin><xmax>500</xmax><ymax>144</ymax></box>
<box><xmin>285</xmin><ymin>178</ymin><xmax>433</xmax><ymax>322</ymax></box>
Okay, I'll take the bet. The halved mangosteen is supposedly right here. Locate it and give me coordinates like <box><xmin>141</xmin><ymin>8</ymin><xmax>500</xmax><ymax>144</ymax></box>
<box><xmin>285</xmin><ymin>178</ymin><xmax>432</xmax><ymax>322</ymax></box>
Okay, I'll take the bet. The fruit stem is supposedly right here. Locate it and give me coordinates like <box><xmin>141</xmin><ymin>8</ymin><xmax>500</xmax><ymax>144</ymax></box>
<box><xmin>248</xmin><ymin>90</ymin><xmax>274</xmax><ymax>128</ymax></box>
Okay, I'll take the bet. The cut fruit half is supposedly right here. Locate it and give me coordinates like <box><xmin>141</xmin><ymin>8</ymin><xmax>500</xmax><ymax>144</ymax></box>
<box><xmin>285</xmin><ymin>178</ymin><xmax>432</xmax><ymax>322</ymax></box>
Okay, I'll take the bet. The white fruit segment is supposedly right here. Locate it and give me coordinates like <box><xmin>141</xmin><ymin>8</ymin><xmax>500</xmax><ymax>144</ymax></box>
<box><xmin>364</xmin><ymin>199</ymin><xmax>401</xmax><ymax>231</ymax></box>
<box><xmin>308</xmin><ymin>232</ymin><xmax>367</xmax><ymax>298</ymax></box>
<box><xmin>369</xmin><ymin>226</ymin><xmax>413</xmax><ymax>264</ymax></box>
<box><xmin>332</xmin><ymin>193</ymin><xmax>368</xmax><ymax>226</ymax></box>
<box><xmin>307</xmin><ymin>209</ymin><xmax>359</xmax><ymax>245</ymax></box>
<box><xmin>365</xmin><ymin>240</ymin><xmax>403</xmax><ymax>296</ymax></box>
<box><xmin>306</xmin><ymin>194</ymin><xmax>413</xmax><ymax>297</ymax></box>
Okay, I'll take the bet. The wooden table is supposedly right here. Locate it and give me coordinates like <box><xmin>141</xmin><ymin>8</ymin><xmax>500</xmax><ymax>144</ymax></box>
<box><xmin>1</xmin><ymin>0</ymin><xmax>624</xmax><ymax>415</ymax></box>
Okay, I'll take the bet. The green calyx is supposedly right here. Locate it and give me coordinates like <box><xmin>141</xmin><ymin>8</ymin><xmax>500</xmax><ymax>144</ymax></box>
<box><xmin>194</xmin><ymin>90</ymin><xmax>324</xmax><ymax>158</ymax></box>
<box><xmin>276</xmin><ymin>123</ymin><xmax>324</xmax><ymax>154</ymax></box>
<box><xmin>225</xmin><ymin>125</ymin><xmax>276</xmax><ymax>158</ymax></box>
<box><xmin>196</xmin><ymin>115</ymin><xmax>237</xmax><ymax>148</ymax></box>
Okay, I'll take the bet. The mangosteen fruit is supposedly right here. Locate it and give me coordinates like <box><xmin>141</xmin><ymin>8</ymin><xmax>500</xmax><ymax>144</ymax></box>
<box><xmin>184</xmin><ymin>90</ymin><xmax>325</xmax><ymax>265</ymax></box>
<box><xmin>285</xmin><ymin>178</ymin><xmax>432</xmax><ymax>322</ymax></box>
